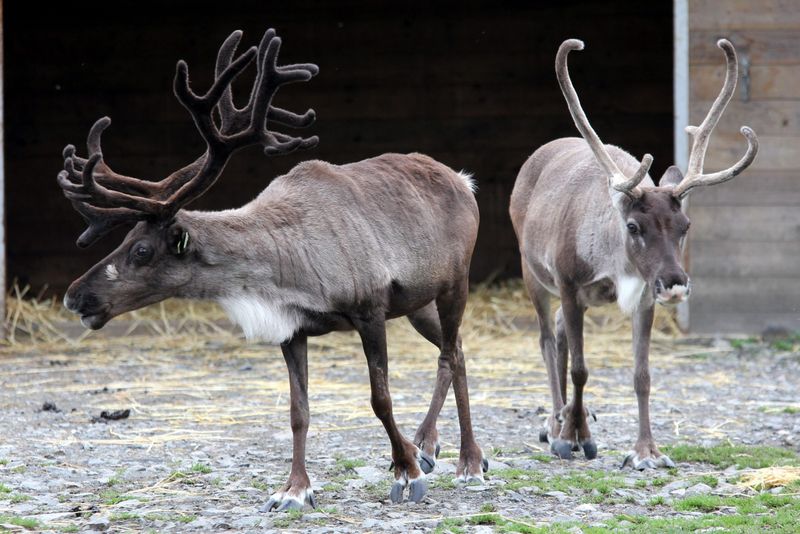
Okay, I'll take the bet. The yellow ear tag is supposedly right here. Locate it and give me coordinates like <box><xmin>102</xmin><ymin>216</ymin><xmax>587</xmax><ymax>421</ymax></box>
<box><xmin>176</xmin><ymin>232</ymin><xmax>190</xmax><ymax>255</ymax></box>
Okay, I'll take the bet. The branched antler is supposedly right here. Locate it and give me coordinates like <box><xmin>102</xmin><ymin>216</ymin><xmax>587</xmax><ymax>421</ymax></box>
<box><xmin>58</xmin><ymin>29</ymin><xmax>318</xmax><ymax>247</ymax></box>
<box><xmin>555</xmin><ymin>39</ymin><xmax>652</xmax><ymax>199</ymax></box>
<box><xmin>672</xmin><ymin>39</ymin><xmax>759</xmax><ymax>198</ymax></box>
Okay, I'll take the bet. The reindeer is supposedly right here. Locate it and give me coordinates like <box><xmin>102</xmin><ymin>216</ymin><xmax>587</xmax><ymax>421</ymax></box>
<box><xmin>58</xmin><ymin>28</ymin><xmax>487</xmax><ymax>509</ymax></box>
<box><xmin>509</xmin><ymin>39</ymin><xmax>758</xmax><ymax>468</ymax></box>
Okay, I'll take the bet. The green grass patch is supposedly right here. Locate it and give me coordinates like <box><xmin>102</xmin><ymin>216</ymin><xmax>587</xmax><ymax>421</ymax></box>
<box><xmin>334</xmin><ymin>457</ymin><xmax>366</xmax><ymax>471</ymax></box>
<box><xmin>0</xmin><ymin>515</ymin><xmax>41</xmax><ymax>530</ymax></box>
<box><xmin>647</xmin><ymin>495</ymin><xmax>666</xmax><ymax>506</ymax></box>
<box><xmin>60</xmin><ymin>526</ymin><xmax>79</xmax><ymax>533</ymax></box>
<box><xmin>0</xmin><ymin>483</ymin><xmax>11</xmax><ymax>494</ymax></box>
<box><xmin>9</xmin><ymin>493</ymin><xmax>30</xmax><ymax>504</ymax></box>
<box><xmin>437</xmin><ymin>451</ymin><xmax>458</xmax><ymax>459</ymax></box>
<box><xmin>662</xmin><ymin>443</ymin><xmax>799</xmax><ymax>469</ymax></box>
<box><xmin>529</xmin><ymin>453</ymin><xmax>553</xmax><ymax>463</ymax></box>
<box><xmin>431</xmin><ymin>476</ymin><xmax>456</xmax><ymax>490</ymax></box>
<box><xmin>143</xmin><ymin>513</ymin><xmax>197</xmax><ymax>524</ymax></box>
<box><xmin>111</xmin><ymin>512</ymin><xmax>141</xmax><ymax>521</ymax></box>
<box><xmin>251</xmin><ymin>479</ymin><xmax>269</xmax><ymax>491</ymax></box>
<box><xmin>0</xmin><ymin>459</ymin><xmax>8</xmax><ymax>466</ymax></box>
<box><xmin>730</xmin><ymin>337</ymin><xmax>759</xmax><ymax>350</ymax></box>
<box><xmin>190</xmin><ymin>462</ymin><xmax>212</xmax><ymax>474</ymax></box>
<box><xmin>434</xmin><ymin>517</ymin><xmax>465</xmax><ymax>534</ymax></box>
<box><xmin>493</xmin><ymin>467</ymin><xmax>626</xmax><ymax>501</ymax></box>
<box><xmin>272</xmin><ymin>509</ymin><xmax>303</xmax><ymax>528</ymax></box>
<box><xmin>99</xmin><ymin>489</ymin><xmax>135</xmax><ymax>505</ymax></box>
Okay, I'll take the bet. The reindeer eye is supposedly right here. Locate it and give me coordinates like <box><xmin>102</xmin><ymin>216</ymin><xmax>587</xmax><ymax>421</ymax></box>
<box><xmin>627</xmin><ymin>222</ymin><xmax>640</xmax><ymax>235</ymax></box>
<box><xmin>131</xmin><ymin>242</ymin><xmax>154</xmax><ymax>265</ymax></box>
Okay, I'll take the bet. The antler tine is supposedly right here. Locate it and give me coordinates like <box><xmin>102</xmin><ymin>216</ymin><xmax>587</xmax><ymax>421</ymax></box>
<box><xmin>60</xmin><ymin>28</ymin><xmax>319</xmax><ymax>246</ymax></box>
<box><xmin>684</xmin><ymin>39</ymin><xmax>737</xmax><ymax>178</ymax></box>
<box><xmin>556</xmin><ymin>39</ymin><xmax>651</xmax><ymax>198</ymax></box>
<box><xmin>673</xmin><ymin>39</ymin><xmax>759</xmax><ymax>198</ymax></box>
<box><xmin>174</xmin><ymin>45</ymin><xmax>257</xmax><ymax>149</ymax></box>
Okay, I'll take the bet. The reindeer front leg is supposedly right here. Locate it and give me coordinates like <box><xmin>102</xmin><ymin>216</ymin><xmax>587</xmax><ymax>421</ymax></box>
<box><xmin>552</xmin><ymin>289</ymin><xmax>597</xmax><ymax>460</ymax></box>
<box><xmin>622</xmin><ymin>303</ymin><xmax>676</xmax><ymax>470</ymax></box>
<box><xmin>262</xmin><ymin>334</ymin><xmax>316</xmax><ymax>511</ymax></box>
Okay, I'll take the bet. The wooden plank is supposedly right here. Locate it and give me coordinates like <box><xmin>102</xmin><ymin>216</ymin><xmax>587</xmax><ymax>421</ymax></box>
<box><xmin>691</xmin><ymin>30</ymin><xmax>800</xmax><ymax>65</ymax></box>
<box><xmin>690</xmin><ymin>64</ymin><xmax>800</xmax><ymax>100</ymax></box>
<box><xmin>688</xmin><ymin>309</ymin><xmax>800</xmax><ymax>334</ymax></box>
<box><xmin>689</xmin><ymin>100</ymin><xmax>800</xmax><ymax>137</ymax></box>
<box><xmin>689</xmin><ymin>0</ymin><xmax>800</xmax><ymax>31</ymax></box>
<box><xmin>689</xmin><ymin>172</ymin><xmax>800</xmax><ymax>206</ymax></box>
<box><xmin>688</xmin><ymin>205</ymin><xmax>800</xmax><ymax>241</ymax></box>
<box><xmin>688</xmin><ymin>276</ymin><xmax>800</xmax><ymax>314</ymax></box>
<box><xmin>690</xmin><ymin>239</ymin><xmax>800</xmax><ymax>277</ymax></box>
<box><xmin>702</xmin><ymin>134</ymin><xmax>800</xmax><ymax>171</ymax></box>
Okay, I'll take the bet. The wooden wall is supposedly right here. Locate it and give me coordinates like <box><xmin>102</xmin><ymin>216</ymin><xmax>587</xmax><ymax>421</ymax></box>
<box><xmin>687</xmin><ymin>0</ymin><xmax>800</xmax><ymax>333</ymax></box>
<box><xmin>5</xmin><ymin>0</ymin><xmax>673</xmax><ymax>295</ymax></box>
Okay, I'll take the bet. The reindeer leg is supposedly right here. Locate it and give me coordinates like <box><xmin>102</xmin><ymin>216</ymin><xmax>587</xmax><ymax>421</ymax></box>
<box><xmin>408</xmin><ymin>302</ymin><xmax>447</xmax><ymax>474</ymax></box>
<box><xmin>523</xmin><ymin>265</ymin><xmax>564</xmax><ymax>446</ymax></box>
<box><xmin>262</xmin><ymin>334</ymin><xmax>315</xmax><ymax>512</ymax></box>
<box><xmin>354</xmin><ymin>314</ymin><xmax>428</xmax><ymax>504</ymax></box>
<box><xmin>437</xmin><ymin>277</ymin><xmax>487</xmax><ymax>484</ymax></box>
<box><xmin>552</xmin><ymin>289</ymin><xmax>596</xmax><ymax>460</ymax></box>
<box><xmin>555</xmin><ymin>306</ymin><xmax>595</xmax><ymax>452</ymax></box>
<box><xmin>622</xmin><ymin>303</ymin><xmax>676</xmax><ymax>470</ymax></box>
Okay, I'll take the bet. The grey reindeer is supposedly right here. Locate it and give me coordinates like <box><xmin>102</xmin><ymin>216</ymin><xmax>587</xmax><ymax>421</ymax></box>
<box><xmin>58</xmin><ymin>29</ymin><xmax>487</xmax><ymax>509</ymax></box>
<box><xmin>510</xmin><ymin>39</ymin><xmax>757</xmax><ymax>469</ymax></box>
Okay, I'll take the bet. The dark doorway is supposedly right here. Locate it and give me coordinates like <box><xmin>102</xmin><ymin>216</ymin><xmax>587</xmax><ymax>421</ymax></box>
<box><xmin>4</xmin><ymin>0</ymin><xmax>673</xmax><ymax>294</ymax></box>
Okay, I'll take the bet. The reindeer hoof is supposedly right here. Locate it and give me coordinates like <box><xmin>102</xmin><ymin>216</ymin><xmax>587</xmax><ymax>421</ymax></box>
<box><xmin>389</xmin><ymin>481</ymin><xmax>405</xmax><ymax>504</ymax></box>
<box><xmin>260</xmin><ymin>488</ymin><xmax>315</xmax><ymax>512</ymax></box>
<box><xmin>419</xmin><ymin>450</ymin><xmax>436</xmax><ymax>475</ymax></box>
<box><xmin>551</xmin><ymin>439</ymin><xmax>574</xmax><ymax>459</ymax></box>
<box><xmin>581</xmin><ymin>439</ymin><xmax>598</xmax><ymax>460</ymax></box>
<box><xmin>621</xmin><ymin>452</ymin><xmax>675</xmax><ymax>470</ymax></box>
<box><xmin>539</xmin><ymin>428</ymin><xmax>549</xmax><ymax>443</ymax></box>
<box><xmin>482</xmin><ymin>457</ymin><xmax>489</xmax><ymax>473</ymax></box>
<box><xmin>408</xmin><ymin>477</ymin><xmax>428</xmax><ymax>503</ymax></box>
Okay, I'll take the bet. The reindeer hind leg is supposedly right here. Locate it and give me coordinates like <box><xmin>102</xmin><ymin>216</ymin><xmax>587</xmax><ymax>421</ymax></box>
<box><xmin>407</xmin><ymin>302</ymin><xmax>447</xmax><ymax>474</ymax></box>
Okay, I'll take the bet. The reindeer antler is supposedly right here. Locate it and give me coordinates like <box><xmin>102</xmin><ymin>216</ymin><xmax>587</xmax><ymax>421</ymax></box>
<box><xmin>555</xmin><ymin>39</ymin><xmax>653</xmax><ymax>199</ymax></box>
<box><xmin>672</xmin><ymin>39</ymin><xmax>758</xmax><ymax>198</ymax></box>
<box><xmin>58</xmin><ymin>29</ymin><xmax>318</xmax><ymax>247</ymax></box>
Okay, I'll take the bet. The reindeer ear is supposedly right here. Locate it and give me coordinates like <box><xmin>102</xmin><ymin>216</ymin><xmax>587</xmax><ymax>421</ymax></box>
<box><xmin>168</xmin><ymin>225</ymin><xmax>191</xmax><ymax>256</ymax></box>
<box><xmin>660</xmin><ymin>165</ymin><xmax>684</xmax><ymax>189</ymax></box>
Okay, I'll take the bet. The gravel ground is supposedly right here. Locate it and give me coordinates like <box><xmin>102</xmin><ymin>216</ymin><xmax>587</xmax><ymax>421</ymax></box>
<box><xmin>0</xmin><ymin>322</ymin><xmax>798</xmax><ymax>533</ymax></box>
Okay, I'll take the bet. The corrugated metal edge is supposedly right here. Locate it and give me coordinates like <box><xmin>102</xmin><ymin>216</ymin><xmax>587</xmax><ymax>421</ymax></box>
<box><xmin>674</xmin><ymin>0</ymin><xmax>691</xmax><ymax>332</ymax></box>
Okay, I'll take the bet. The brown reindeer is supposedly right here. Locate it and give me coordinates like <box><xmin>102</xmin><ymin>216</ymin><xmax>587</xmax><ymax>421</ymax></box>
<box><xmin>509</xmin><ymin>39</ymin><xmax>757</xmax><ymax>468</ymax></box>
<box><xmin>58</xmin><ymin>29</ymin><xmax>486</xmax><ymax>509</ymax></box>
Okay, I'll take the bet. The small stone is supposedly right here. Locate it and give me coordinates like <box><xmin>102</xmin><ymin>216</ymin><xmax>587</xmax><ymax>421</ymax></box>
<box><xmin>662</xmin><ymin>479</ymin><xmax>689</xmax><ymax>492</ymax></box>
<box><xmin>354</xmin><ymin>466</ymin><xmax>384</xmax><ymax>484</ymax></box>
<box><xmin>544</xmin><ymin>490</ymin><xmax>567</xmax><ymax>502</ymax></box>
<box><xmin>686</xmin><ymin>483</ymin><xmax>712</xmax><ymax>496</ymax></box>
<box><xmin>87</xmin><ymin>515</ymin><xmax>110</xmax><ymax>531</ymax></box>
<box><xmin>466</xmin><ymin>485</ymin><xmax>489</xmax><ymax>491</ymax></box>
<box><xmin>575</xmin><ymin>503</ymin><xmax>596</xmax><ymax>513</ymax></box>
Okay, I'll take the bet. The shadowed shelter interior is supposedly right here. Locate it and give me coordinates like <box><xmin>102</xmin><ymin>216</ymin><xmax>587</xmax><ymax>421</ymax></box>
<box><xmin>4</xmin><ymin>0</ymin><xmax>672</xmax><ymax>295</ymax></box>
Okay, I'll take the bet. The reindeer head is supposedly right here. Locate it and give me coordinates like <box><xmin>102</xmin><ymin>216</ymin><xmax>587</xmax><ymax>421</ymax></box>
<box><xmin>556</xmin><ymin>38</ymin><xmax>758</xmax><ymax>306</ymax></box>
<box><xmin>59</xmin><ymin>29</ymin><xmax>318</xmax><ymax>328</ymax></box>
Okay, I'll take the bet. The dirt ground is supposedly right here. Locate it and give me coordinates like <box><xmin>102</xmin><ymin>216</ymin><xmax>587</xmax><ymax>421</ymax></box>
<box><xmin>0</xmin><ymin>287</ymin><xmax>798</xmax><ymax>533</ymax></box>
